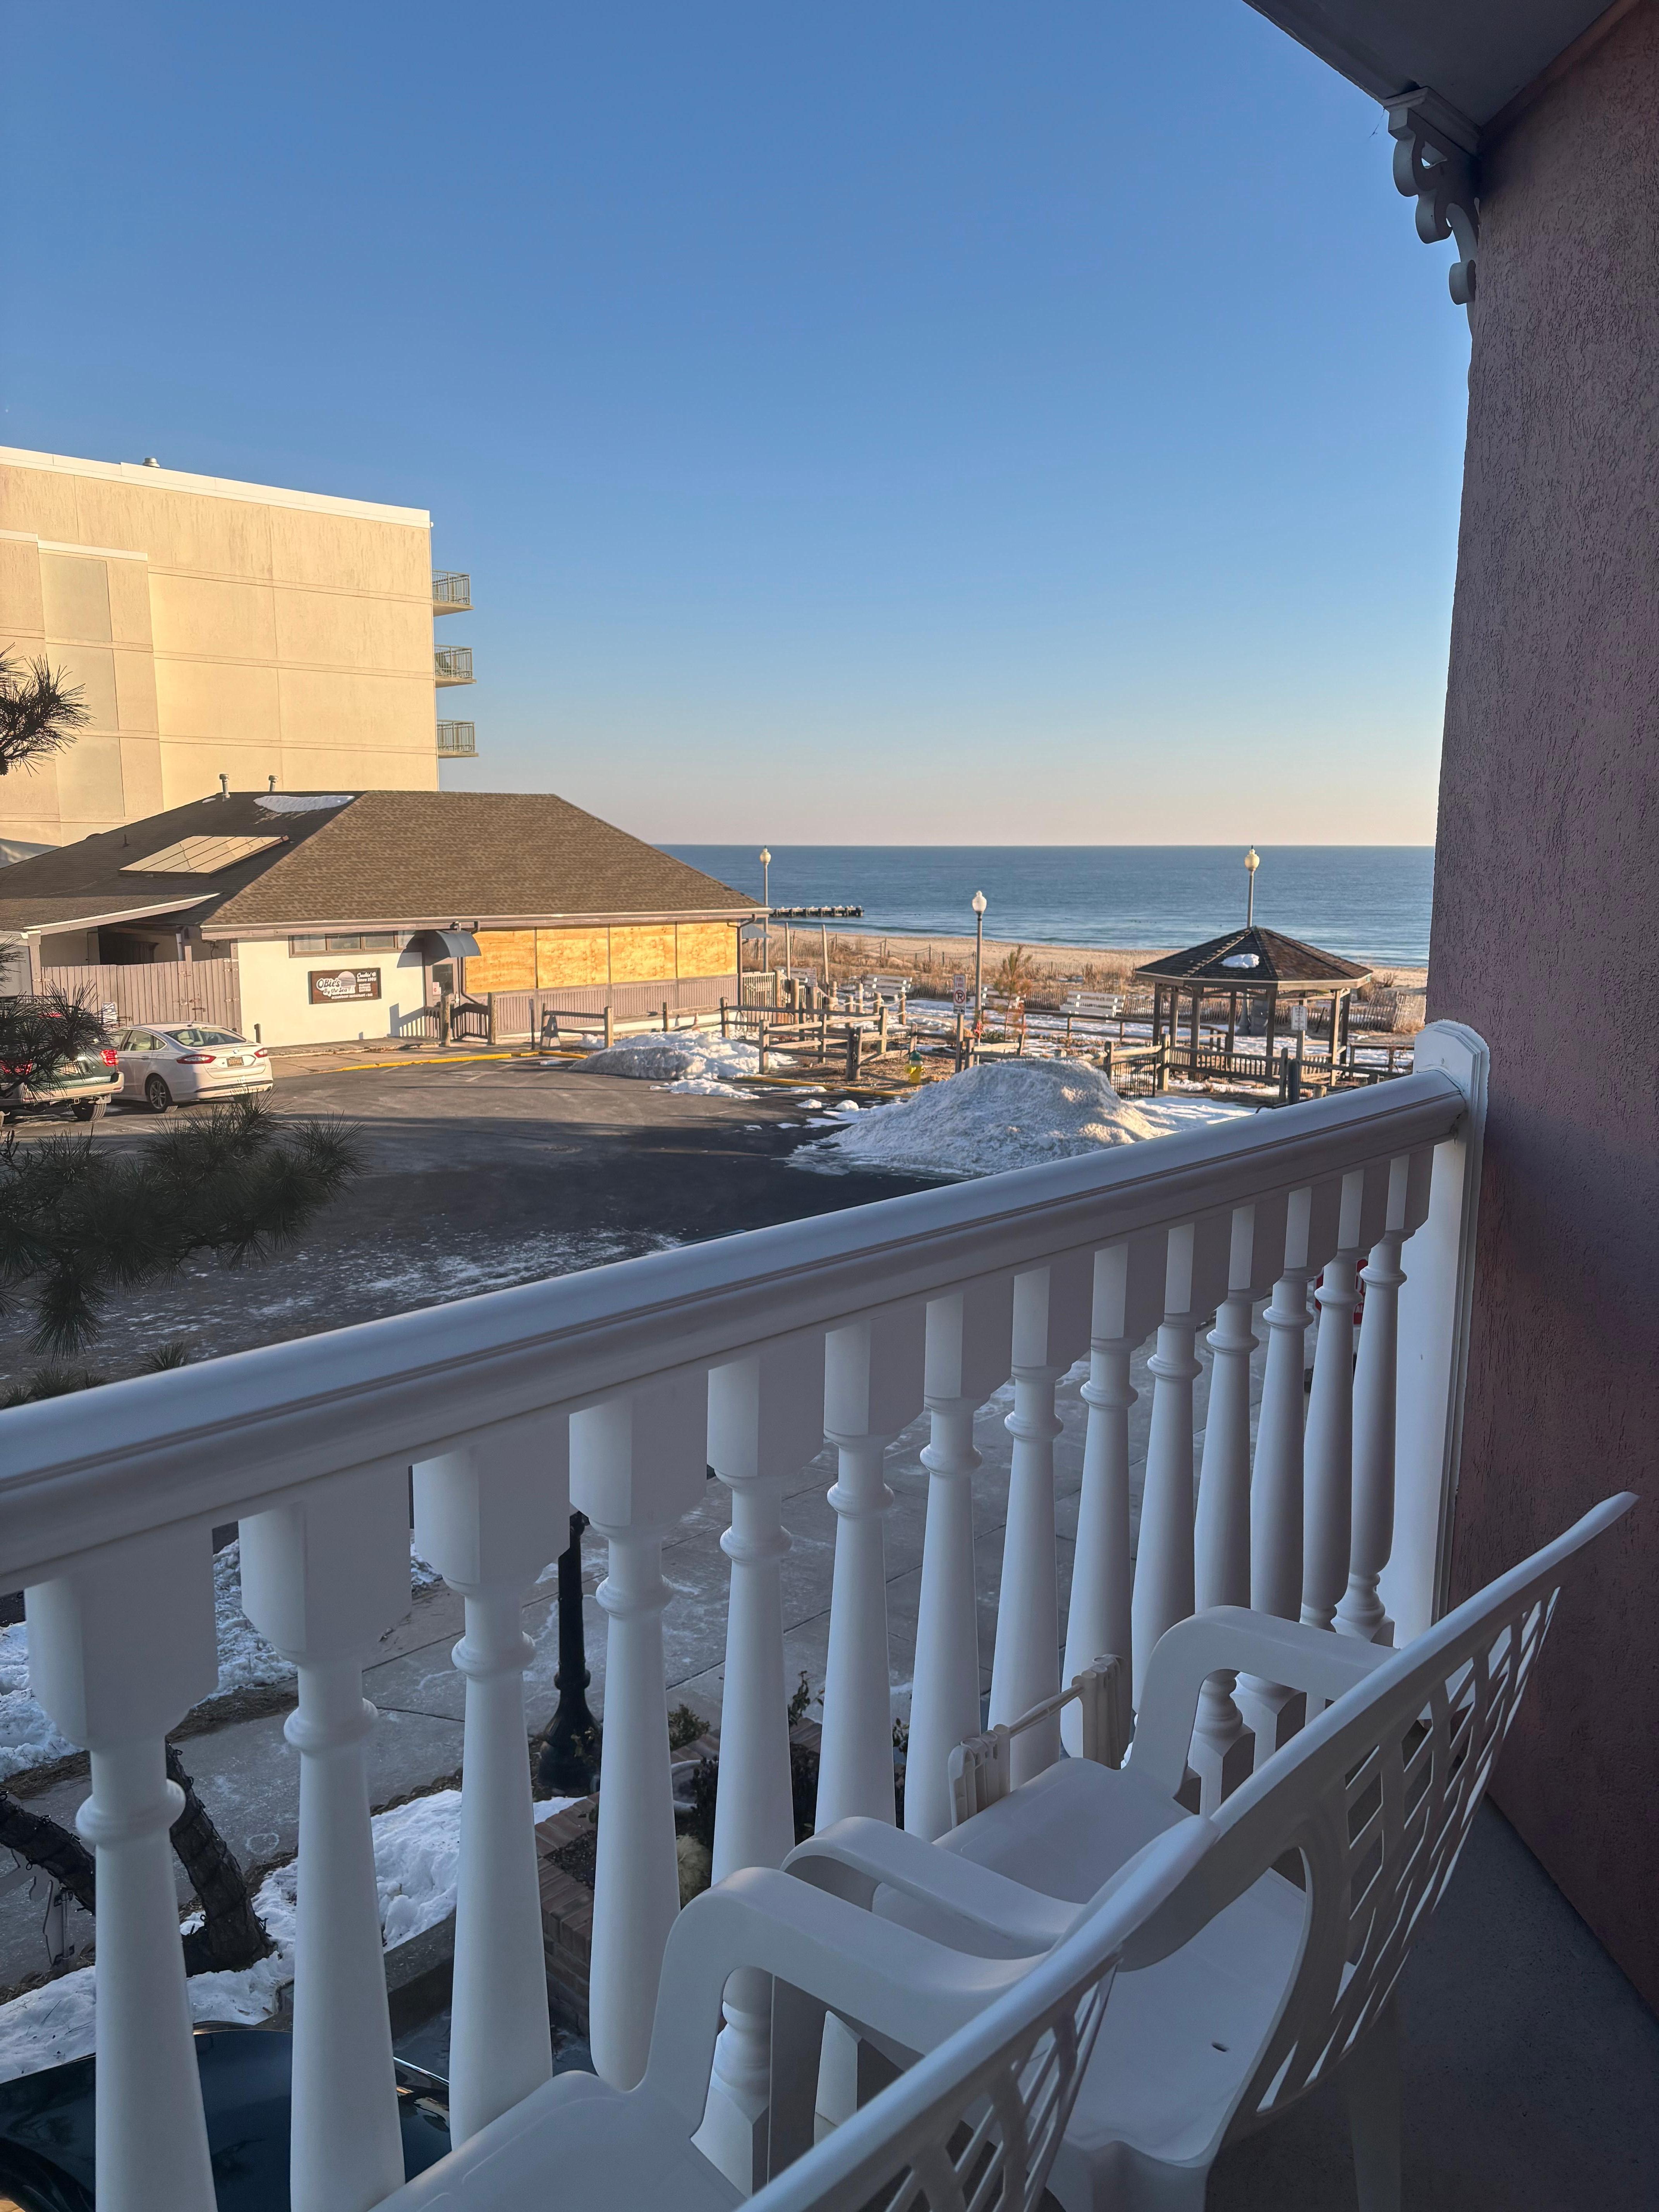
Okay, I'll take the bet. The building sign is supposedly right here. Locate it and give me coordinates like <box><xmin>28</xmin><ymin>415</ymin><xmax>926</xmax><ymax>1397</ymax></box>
<box><xmin>1289</xmin><ymin>1003</ymin><xmax>1308</xmax><ymax>1032</ymax></box>
<box><xmin>308</xmin><ymin>967</ymin><xmax>382</xmax><ymax>1005</ymax></box>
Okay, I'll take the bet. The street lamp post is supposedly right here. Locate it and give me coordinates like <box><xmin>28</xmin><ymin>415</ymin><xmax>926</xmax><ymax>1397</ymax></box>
<box><xmin>972</xmin><ymin>890</ymin><xmax>987</xmax><ymax>1032</ymax></box>
<box><xmin>536</xmin><ymin>1511</ymin><xmax>601</xmax><ymax>1796</ymax></box>
<box><xmin>759</xmin><ymin>848</ymin><xmax>772</xmax><ymax>982</ymax></box>
<box><xmin>1245</xmin><ymin>847</ymin><xmax>1261</xmax><ymax>928</ymax></box>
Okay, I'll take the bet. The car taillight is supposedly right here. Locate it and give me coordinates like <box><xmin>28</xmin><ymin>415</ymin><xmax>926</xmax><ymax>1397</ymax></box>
<box><xmin>101</xmin><ymin>1048</ymin><xmax>118</xmax><ymax>1066</ymax></box>
<box><xmin>254</xmin><ymin>1048</ymin><xmax>269</xmax><ymax>1058</ymax></box>
<box><xmin>175</xmin><ymin>1053</ymin><xmax>215</xmax><ymax>1065</ymax></box>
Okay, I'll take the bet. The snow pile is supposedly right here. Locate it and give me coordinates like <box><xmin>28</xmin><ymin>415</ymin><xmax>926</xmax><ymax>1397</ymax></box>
<box><xmin>0</xmin><ymin>1790</ymin><xmax>580</xmax><ymax>2080</ymax></box>
<box><xmin>0</xmin><ymin>1542</ymin><xmax>446</xmax><ymax>1784</ymax></box>
<box><xmin>582</xmin><ymin>1032</ymin><xmax>788</xmax><ymax>1081</ymax></box>
<box><xmin>663</xmin><ymin>1075</ymin><xmax>754</xmax><ymax>1097</ymax></box>
<box><xmin>791</xmin><ymin>1059</ymin><xmax>1164</xmax><ymax>1180</ymax></box>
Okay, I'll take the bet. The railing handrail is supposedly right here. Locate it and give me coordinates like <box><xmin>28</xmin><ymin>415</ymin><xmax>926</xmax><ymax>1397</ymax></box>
<box><xmin>0</xmin><ymin>1070</ymin><xmax>1465</xmax><ymax>1585</ymax></box>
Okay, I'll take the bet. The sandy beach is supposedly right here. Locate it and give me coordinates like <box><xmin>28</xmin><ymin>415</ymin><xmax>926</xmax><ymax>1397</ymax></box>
<box><xmin>799</xmin><ymin>927</ymin><xmax>1429</xmax><ymax>996</ymax></box>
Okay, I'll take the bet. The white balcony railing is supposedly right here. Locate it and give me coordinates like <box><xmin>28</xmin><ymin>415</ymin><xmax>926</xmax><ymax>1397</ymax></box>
<box><xmin>436</xmin><ymin>719</ymin><xmax>477</xmax><ymax>756</ymax></box>
<box><xmin>0</xmin><ymin>1024</ymin><xmax>1487</xmax><ymax>2210</ymax></box>
<box><xmin>434</xmin><ymin>645</ymin><xmax>474</xmax><ymax>685</ymax></box>
<box><xmin>432</xmin><ymin>570</ymin><xmax>472</xmax><ymax>612</ymax></box>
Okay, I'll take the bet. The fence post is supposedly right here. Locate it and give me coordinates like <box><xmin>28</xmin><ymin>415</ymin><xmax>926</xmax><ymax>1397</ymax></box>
<box><xmin>720</xmin><ymin>998</ymin><xmax>728</xmax><ymax>1039</ymax></box>
<box><xmin>1378</xmin><ymin>1024</ymin><xmax>1489</xmax><ymax>1643</ymax></box>
<box><xmin>604</xmin><ymin>1004</ymin><xmax>615</xmax><ymax>1049</ymax></box>
<box><xmin>758</xmin><ymin>1017</ymin><xmax>769</xmax><ymax>1075</ymax></box>
<box><xmin>662</xmin><ymin>1002</ymin><xmax>670</xmax><ymax>1032</ymax></box>
<box><xmin>486</xmin><ymin>992</ymin><xmax>496</xmax><ymax>1046</ymax></box>
<box><xmin>843</xmin><ymin>1025</ymin><xmax>859</xmax><ymax>1084</ymax></box>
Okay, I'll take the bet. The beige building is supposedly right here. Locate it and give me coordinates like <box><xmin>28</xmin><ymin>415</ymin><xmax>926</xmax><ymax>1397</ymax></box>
<box><xmin>0</xmin><ymin>445</ymin><xmax>470</xmax><ymax>854</ymax></box>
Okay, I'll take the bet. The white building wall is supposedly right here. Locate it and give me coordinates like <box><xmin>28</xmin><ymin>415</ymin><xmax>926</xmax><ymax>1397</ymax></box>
<box><xmin>232</xmin><ymin>937</ymin><xmax>428</xmax><ymax>1047</ymax></box>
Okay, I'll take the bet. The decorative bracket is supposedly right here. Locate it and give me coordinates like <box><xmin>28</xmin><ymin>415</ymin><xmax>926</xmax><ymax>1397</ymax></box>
<box><xmin>1386</xmin><ymin>86</ymin><xmax>1480</xmax><ymax>323</ymax></box>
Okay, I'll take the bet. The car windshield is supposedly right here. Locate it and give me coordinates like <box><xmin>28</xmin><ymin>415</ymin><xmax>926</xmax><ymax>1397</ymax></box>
<box><xmin>167</xmin><ymin>1027</ymin><xmax>243</xmax><ymax>1047</ymax></box>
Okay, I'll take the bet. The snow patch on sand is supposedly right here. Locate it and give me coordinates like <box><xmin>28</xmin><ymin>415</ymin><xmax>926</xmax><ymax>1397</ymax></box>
<box><xmin>583</xmin><ymin>1032</ymin><xmax>790</xmax><ymax>1081</ymax></box>
<box><xmin>790</xmin><ymin>1060</ymin><xmax>1247</xmax><ymax>1181</ymax></box>
<box><xmin>0</xmin><ymin>1791</ymin><xmax>580</xmax><ymax>2080</ymax></box>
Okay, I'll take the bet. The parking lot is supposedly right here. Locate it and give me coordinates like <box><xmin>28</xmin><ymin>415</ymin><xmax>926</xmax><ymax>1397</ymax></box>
<box><xmin>0</xmin><ymin>1048</ymin><xmax>935</xmax><ymax>1390</ymax></box>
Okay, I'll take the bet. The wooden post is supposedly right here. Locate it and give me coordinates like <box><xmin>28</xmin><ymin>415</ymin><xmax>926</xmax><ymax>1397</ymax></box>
<box><xmin>1264</xmin><ymin>985</ymin><xmax>1278</xmax><ymax>1072</ymax></box>
<box><xmin>1225</xmin><ymin>989</ymin><xmax>1237</xmax><ymax>1065</ymax></box>
<box><xmin>603</xmin><ymin>1004</ymin><xmax>615</xmax><ymax>1049</ymax></box>
<box><xmin>1189</xmin><ymin>987</ymin><xmax>1201</xmax><ymax>1075</ymax></box>
<box><xmin>758</xmin><ymin>1017</ymin><xmax>769</xmax><ymax>1075</ymax></box>
<box><xmin>720</xmin><ymin>998</ymin><xmax>728</xmax><ymax>1039</ymax></box>
<box><xmin>878</xmin><ymin>999</ymin><xmax>889</xmax><ymax>1055</ymax></box>
<box><xmin>843</xmin><ymin>1025</ymin><xmax>859</xmax><ymax>1084</ymax></box>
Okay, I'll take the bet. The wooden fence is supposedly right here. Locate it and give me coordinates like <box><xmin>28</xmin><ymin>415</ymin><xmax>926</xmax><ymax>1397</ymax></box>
<box><xmin>38</xmin><ymin>959</ymin><xmax>242</xmax><ymax>1033</ymax></box>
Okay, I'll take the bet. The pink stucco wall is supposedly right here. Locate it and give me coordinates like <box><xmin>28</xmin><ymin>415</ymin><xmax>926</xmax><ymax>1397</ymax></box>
<box><xmin>1430</xmin><ymin>1</ymin><xmax>1659</xmax><ymax>2009</ymax></box>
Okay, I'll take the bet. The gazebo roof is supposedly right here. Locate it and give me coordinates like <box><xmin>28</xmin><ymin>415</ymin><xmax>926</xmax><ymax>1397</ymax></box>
<box><xmin>1134</xmin><ymin>926</ymin><xmax>1370</xmax><ymax>989</ymax></box>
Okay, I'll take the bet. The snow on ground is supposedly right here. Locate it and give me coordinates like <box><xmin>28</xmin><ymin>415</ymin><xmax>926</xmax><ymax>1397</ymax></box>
<box><xmin>0</xmin><ymin>1543</ymin><xmax>448</xmax><ymax>1784</ymax></box>
<box><xmin>661</xmin><ymin>1076</ymin><xmax>756</xmax><ymax>1097</ymax></box>
<box><xmin>0</xmin><ymin>1791</ymin><xmax>580</xmax><ymax>2081</ymax></box>
<box><xmin>582</xmin><ymin>1032</ymin><xmax>789</xmax><ymax>1082</ymax></box>
<box><xmin>790</xmin><ymin>1059</ymin><xmax>1249</xmax><ymax>1181</ymax></box>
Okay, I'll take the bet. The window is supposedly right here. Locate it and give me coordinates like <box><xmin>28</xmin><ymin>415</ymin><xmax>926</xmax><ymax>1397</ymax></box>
<box><xmin>287</xmin><ymin>931</ymin><xmax>405</xmax><ymax>956</ymax></box>
<box><xmin>170</xmin><ymin>1027</ymin><xmax>242</xmax><ymax>1047</ymax></box>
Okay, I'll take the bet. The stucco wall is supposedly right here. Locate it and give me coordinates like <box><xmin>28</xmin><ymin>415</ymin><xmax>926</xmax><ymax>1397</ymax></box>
<box><xmin>1430</xmin><ymin>1</ymin><xmax>1659</xmax><ymax>2008</ymax></box>
<box><xmin>0</xmin><ymin>450</ymin><xmax>440</xmax><ymax>848</ymax></box>
<box><xmin>233</xmin><ymin>938</ymin><xmax>411</xmax><ymax>1048</ymax></box>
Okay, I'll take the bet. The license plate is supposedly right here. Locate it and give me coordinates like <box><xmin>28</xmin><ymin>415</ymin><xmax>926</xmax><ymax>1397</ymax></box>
<box><xmin>225</xmin><ymin>1057</ymin><xmax>247</xmax><ymax>1068</ymax></box>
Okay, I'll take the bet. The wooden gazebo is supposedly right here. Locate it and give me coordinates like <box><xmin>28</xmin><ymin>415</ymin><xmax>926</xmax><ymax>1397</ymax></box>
<box><xmin>1135</xmin><ymin>926</ymin><xmax>1371</xmax><ymax>1074</ymax></box>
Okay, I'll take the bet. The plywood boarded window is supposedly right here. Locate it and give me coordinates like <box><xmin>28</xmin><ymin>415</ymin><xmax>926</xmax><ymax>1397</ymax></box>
<box><xmin>676</xmin><ymin>922</ymin><xmax>734</xmax><ymax>978</ymax></box>
<box><xmin>609</xmin><ymin>925</ymin><xmax>676</xmax><ymax>984</ymax></box>
<box><xmin>465</xmin><ymin>929</ymin><xmax>537</xmax><ymax>992</ymax></box>
<box><xmin>536</xmin><ymin>928</ymin><xmax>608</xmax><ymax>988</ymax></box>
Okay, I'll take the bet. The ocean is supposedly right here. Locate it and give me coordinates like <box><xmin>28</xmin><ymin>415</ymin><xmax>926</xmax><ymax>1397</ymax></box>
<box><xmin>661</xmin><ymin>847</ymin><xmax>1435</xmax><ymax>969</ymax></box>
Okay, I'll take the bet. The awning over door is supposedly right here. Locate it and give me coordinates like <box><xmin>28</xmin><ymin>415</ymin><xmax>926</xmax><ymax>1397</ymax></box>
<box><xmin>400</xmin><ymin>928</ymin><xmax>482</xmax><ymax>965</ymax></box>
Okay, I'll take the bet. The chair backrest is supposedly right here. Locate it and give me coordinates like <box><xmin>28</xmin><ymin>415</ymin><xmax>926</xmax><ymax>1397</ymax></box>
<box><xmin>1136</xmin><ymin>1492</ymin><xmax>1635</xmax><ymax>2140</ymax></box>
<box><xmin>748</xmin><ymin>1817</ymin><xmax>1211</xmax><ymax>2212</ymax></box>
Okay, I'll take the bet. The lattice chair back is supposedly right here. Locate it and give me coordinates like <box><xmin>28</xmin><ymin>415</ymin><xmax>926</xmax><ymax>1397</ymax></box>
<box><xmin>745</xmin><ymin>1816</ymin><xmax>1212</xmax><ymax>2212</ymax></box>
<box><xmin>1138</xmin><ymin>1492</ymin><xmax>1635</xmax><ymax>2143</ymax></box>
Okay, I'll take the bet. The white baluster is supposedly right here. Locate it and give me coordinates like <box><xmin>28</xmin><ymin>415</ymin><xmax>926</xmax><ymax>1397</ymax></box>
<box><xmin>907</xmin><ymin>1277</ymin><xmax>1014</xmax><ymax>1840</ymax></box>
<box><xmin>698</xmin><ymin>1336</ymin><xmax>826</xmax><ymax>2191</ymax></box>
<box><xmin>1338</xmin><ymin>1155</ymin><xmax>1412</xmax><ymax>1644</ymax></box>
<box><xmin>991</xmin><ymin>1255</ymin><xmax>1092</xmax><ymax>1785</ymax></box>
<box><xmin>1130</xmin><ymin>1225</ymin><xmax>1206</xmax><ymax>1707</ymax></box>
<box><xmin>571</xmin><ymin>1374</ymin><xmax>708</xmax><ymax>2091</ymax></box>
<box><xmin>412</xmin><ymin>1413</ymin><xmax>569</xmax><ymax>2146</ymax></box>
<box><xmin>27</xmin><ymin>1528</ymin><xmax>219</xmax><ymax>2212</ymax></box>
<box><xmin>818</xmin><ymin>1305</ymin><xmax>925</xmax><ymax>1829</ymax></box>
<box><xmin>1235</xmin><ymin>1188</ymin><xmax>1316</xmax><ymax>1760</ymax></box>
<box><xmin>1062</xmin><ymin>1240</ymin><xmax>1158</xmax><ymax>1758</ymax></box>
<box><xmin>1188</xmin><ymin>1204</ymin><xmax>1262</xmax><ymax>1808</ymax></box>
<box><xmin>240</xmin><ymin>1463</ymin><xmax>413</xmax><ymax>2212</ymax></box>
<box><xmin>1302</xmin><ymin>1170</ymin><xmax>1367</xmax><ymax>1630</ymax></box>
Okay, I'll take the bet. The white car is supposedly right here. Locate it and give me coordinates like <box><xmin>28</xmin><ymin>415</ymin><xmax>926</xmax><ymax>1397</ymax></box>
<box><xmin>113</xmin><ymin>1024</ymin><xmax>274</xmax><ymax>1112</ymax></box>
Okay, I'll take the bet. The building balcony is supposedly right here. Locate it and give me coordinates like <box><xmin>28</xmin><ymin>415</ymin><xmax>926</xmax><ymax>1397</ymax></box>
<box><xmin>432</xmin><ymin>571</ymin><xmax>472</xmax><ymax>613</ymax></box>
<box><xmin>434</xmin><ymin>645</ymin><xmax>474</xmax><ymax>686</ymax></box>
<box><xmin>436</xmin><ymin>720</ymin><xmax>477</xmax><ymax>757</ymax></box>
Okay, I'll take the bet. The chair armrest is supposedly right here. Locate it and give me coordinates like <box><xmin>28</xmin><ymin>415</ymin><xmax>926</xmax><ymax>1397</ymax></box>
<box><xmin>642</xmin><ymin>1864</ymin><xmax>1032</xmax><ymax>2127</ymax></box>
<box><xmin>1130</xmin><ymin>1607</ymin><xmax>1393</xmax><ymax>1799</ymax></box>
<box><xmin>785</xmin><ymin>1817</ymin><xmax>1077</xmax><ymax>1955</ymax></box>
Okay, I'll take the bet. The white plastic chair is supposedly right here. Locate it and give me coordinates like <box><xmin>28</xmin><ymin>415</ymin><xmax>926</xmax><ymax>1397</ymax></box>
<box><xmin>372</xmin><ymin>1812</ymin><xmax>1212</xmax><ymax>2211</ymax></box>
<box><xmin>786</xmin><ymin>1493</ymin><xmax>1636</xmax><ymax>2211</ymax></box>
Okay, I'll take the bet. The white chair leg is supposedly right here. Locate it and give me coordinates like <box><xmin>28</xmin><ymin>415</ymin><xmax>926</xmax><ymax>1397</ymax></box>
<box><xmin>1342</xmin><ymin>1998</ymin><xmax>1403</xmax><ymax>2212</ymax></box>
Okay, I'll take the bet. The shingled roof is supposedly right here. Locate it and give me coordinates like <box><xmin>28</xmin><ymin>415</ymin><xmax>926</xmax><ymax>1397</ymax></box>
<box><xmin>1134</xmin><ymin>926</ymin><xmax>1370</xmax><ymax>988</ymax></box>
<box><xmin>0</xmin><ymin>790</ymin><xmax>755</xmax><ymax>933</ymax></box>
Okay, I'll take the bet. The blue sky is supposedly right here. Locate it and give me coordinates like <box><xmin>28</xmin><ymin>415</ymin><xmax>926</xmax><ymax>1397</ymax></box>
<box><xmin>3</xmin><ymin>3</ymin><xmax>1468</xmax><ymax>843</ymax></box>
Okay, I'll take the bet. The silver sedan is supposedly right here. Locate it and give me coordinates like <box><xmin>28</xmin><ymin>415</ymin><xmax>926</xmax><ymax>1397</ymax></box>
<box><xmin>114</xmin><ymin>1025</ymin><xmax>275</xmax><ymax>1112</ymax></box>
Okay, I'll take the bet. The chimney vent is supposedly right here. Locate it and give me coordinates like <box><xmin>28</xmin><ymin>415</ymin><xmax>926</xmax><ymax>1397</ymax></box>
<box><xmin>218</xmin><ymin>774</ymin><xmax>229</xmax><ymax>799</ymax></box>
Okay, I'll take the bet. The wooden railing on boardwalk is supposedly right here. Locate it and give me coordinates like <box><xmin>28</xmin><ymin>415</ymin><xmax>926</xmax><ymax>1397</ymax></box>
<box><xmin>0</xmin><ymin>1026</ymin><xmax>1486</xmax><ymax>2209</ymax></box>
